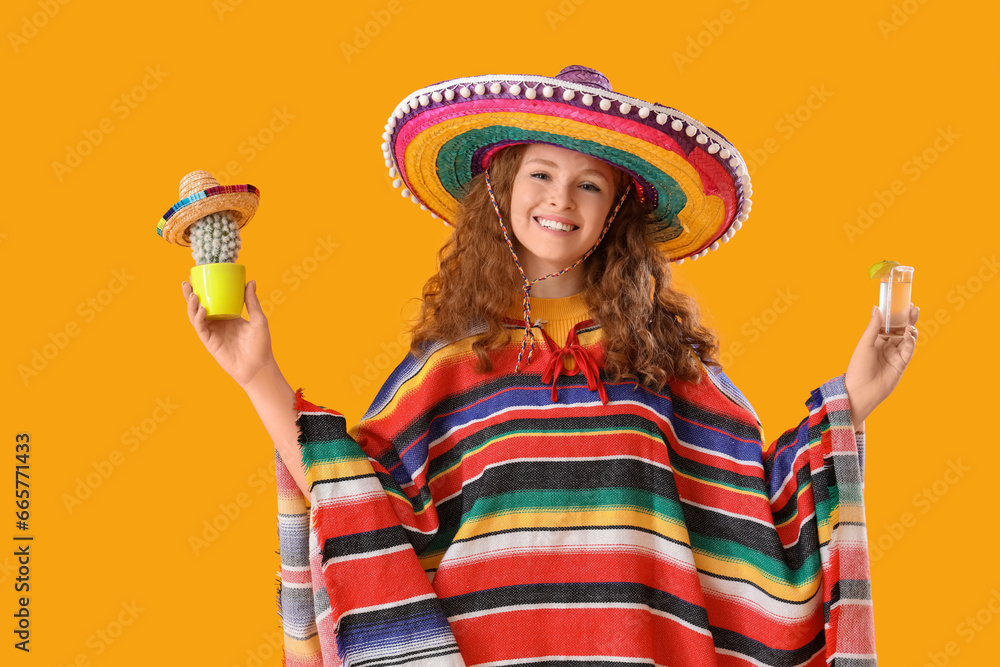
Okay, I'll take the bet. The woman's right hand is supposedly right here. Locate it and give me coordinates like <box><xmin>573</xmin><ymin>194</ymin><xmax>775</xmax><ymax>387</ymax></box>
<box><xmin>181</xmin><ymin>280</ymin><xmax>276</xmax><ymax>389</ymax></box>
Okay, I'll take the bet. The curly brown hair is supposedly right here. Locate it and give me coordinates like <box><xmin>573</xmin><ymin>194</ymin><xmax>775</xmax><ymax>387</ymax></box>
<box><xmin>408</xmin><ymin>144</ymin><xmax>722</xmax><ymax>388</ymax></box>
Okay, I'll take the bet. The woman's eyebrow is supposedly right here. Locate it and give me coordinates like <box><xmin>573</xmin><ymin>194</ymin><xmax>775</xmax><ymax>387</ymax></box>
<box><xmin>523</xmin><ymin>158</ymin><xmax>610</xmax><ymax>180</ymax></box>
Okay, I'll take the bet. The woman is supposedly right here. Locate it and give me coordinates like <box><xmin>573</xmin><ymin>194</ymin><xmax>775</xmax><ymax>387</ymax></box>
<box><xmin>182</xmin><ymin>66</ymin><xmax>918</xmax><ymax>666</ymax></box>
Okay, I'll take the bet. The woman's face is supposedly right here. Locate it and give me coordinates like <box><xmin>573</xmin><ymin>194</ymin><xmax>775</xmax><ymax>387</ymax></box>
<box><xmin>508</xmin><ymin>143</ymin><xmax>618</xmax><ymax>278</ymax></box>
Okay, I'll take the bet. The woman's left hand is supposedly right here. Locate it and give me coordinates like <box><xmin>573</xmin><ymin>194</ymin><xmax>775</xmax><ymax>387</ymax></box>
<box><xmin>845</xmin><ymin>303</ymin><xmax>920</xmax><ymax>426</ymax></box>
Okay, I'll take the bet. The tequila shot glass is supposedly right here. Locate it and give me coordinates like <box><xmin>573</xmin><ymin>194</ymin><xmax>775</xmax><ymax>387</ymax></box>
<box><xmin>878</xmin><ymin>265</ymin><xmax>914</xmax><ymax>336</ymax></box>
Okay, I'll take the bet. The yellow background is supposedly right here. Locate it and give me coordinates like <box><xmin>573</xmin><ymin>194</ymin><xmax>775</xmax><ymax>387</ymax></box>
<box><xmin>3</xmin><ymin>0</ymin><xmax>997</xmax><ymax>664</ymax></box>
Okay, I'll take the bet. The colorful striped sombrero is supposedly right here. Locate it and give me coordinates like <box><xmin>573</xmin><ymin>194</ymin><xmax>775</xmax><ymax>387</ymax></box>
<box><xmin>156</xmin><ymin>171</ymin><xmax>260</xmax><ymax>247</ymax></box>
<box><xmin>381</xmin><ymin>65</ymin><xmax>751</xmax><ymax>264</ymax></box>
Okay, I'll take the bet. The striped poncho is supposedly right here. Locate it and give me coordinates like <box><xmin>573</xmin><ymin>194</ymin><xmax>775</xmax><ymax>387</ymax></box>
<box><xmin>274</xmin><ymin>314</ymin><xmax>876</xmax><ymax>666</ymax></box>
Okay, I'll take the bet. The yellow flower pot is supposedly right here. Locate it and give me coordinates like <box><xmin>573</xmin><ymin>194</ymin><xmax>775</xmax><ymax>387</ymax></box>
<box><xmin>190</xmin><ymin>263</ymin><xmax>246</xmax><ymax>320</ymax></box>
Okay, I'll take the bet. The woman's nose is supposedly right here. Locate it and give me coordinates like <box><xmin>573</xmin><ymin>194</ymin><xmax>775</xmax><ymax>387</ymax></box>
<box><xmin>548</xmin><ymin>184</ymin><xmax>575</xmax><ymax>208</ymax></box>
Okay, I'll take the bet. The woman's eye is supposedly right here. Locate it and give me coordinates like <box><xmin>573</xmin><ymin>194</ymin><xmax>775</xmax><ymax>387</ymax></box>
<box><xmin>530</xmin><ymin>173</ymin><xmax>601</xmax><ymax>192</ymax></box>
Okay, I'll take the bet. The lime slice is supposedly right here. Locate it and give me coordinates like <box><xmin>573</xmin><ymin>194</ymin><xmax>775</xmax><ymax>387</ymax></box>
<box><xmin>868</xmin><ymin>259</ymin><xmax>900</xmax><ymax>281</ymax></box>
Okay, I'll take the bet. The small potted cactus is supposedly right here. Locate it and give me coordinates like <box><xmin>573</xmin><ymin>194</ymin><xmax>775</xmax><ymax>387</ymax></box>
<box><xmin>156</xmin><ymin>171</ymin><xmax>260</xmax><ymax>320</ymax></box>
<box><xmin>188</xmin><ymin>211</ymin><xmax>246</xmax><ymax>320</ymax></box>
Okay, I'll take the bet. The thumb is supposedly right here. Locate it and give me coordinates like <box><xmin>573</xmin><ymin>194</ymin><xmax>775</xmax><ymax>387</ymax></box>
<box><xmin>861</xmin><ymin>305</ymin><xmax>883</xmax><ymax>343</ymax></box>
<box><xmin>245</xmin><ymin>280</ymin><xmax>267</xmax><ymax>325</ymax></box>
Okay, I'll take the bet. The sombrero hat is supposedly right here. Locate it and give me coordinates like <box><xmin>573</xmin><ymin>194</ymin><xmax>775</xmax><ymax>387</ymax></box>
<box><xmin>381</xmin><ymin>65</ymin><xmax>751</xmax><ymax>264</ymax></box>
<box><xmin>156</xmin><ymin>171</ymin><xmax>260</xmax><ymax>247</ymax></box>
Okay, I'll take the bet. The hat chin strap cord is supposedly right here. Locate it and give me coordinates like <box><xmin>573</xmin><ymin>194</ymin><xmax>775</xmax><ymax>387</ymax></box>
<box><xmin>484</xmin><ymin>169</ymin><xmax>632</xmax><ymax>372</ymax></box>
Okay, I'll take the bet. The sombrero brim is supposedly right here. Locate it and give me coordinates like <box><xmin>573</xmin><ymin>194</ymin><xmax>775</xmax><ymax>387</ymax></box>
<box><xmin>156</xmin><ymin>184</ymin><xmax>260</xmax><ymax>247</ymax></box>
<box><xmin>382</xmin><ymin>73</ymin><xmax>752</xmax><ymax>263</ymax></box>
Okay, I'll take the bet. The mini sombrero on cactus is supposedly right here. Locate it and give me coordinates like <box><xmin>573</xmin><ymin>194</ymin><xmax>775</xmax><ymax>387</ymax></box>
<box><xmin>381</xmin><ymin>65</ymin><xmax>752</xmax><ymax>264</ymax></box>
<box><xmin>156</xmin><ymin>170</ymin><xmax>259</xmax><ymax>247</ymax></box>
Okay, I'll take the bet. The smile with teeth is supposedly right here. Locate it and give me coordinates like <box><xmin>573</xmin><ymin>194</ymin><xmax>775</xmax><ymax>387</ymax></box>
<box><xmin>534</xmin><ymin>217</ymin><xmax>578</xmax><ymax>232</ymax></box>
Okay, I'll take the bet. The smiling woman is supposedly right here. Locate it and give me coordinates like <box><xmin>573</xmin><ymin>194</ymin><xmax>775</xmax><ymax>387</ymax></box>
<box><xmin>180</xmin><ymin>64</ymin><xmax>918</xmax><ymax>666</ymax></box>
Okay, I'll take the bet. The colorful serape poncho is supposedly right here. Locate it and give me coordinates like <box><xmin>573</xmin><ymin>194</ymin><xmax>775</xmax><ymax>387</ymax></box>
<box><xmin>274</xmin><ymin>319</ymin><xmax>876</xmax><ymax>666</ymax></box>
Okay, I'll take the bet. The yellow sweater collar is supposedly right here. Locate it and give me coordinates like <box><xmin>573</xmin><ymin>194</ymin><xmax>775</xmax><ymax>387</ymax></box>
<box><xmin>506</xmin><ymin>292</ymin><xmax>591</xmax><ymax>348</ymax></box>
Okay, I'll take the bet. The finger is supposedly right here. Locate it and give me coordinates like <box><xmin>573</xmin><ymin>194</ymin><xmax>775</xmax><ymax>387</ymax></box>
<box><xmin>245</xmin><ymin>280</ymin><xmax>267</xmax><ymax>327</ymax></box>
<box><xmin>185</xmin><ymin>286</ymin><xmax>198</xmax><ymax>324</ymax></box>
<box><xmin>860</xmin><ymin>305</ymin><xmax>883</xmax><ymax>346</ymax></box>
<box><xmin>181</xmin><ymin>281</ymin><xmax>192</xmax><ymax>299</ymax></box>
<box><xmin>910</xmin><ymin>303</ymin><xmax>920</xmax><ymax>325</ymax></box>
<box><xmin>186</xmin><ymin>289</ymin><xmax>209</xmax><ymax>341</ymax></box>
<box><xmin>899</xmin><ymin>326</ymin><xmax>917</xmax><ymax>365</ymax></box>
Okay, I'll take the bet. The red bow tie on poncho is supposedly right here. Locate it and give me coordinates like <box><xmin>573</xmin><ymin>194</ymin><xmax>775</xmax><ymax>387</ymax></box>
<box><xmin>538</xmin><ymin>325</ymin><xmax>608</xmax><ymax>405</ymax></box>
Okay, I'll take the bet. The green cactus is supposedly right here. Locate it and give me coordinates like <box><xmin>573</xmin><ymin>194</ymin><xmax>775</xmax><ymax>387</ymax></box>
<box><xmin>189</xmin><ymin>211</ymin><xmax>241</xmax><ymax>265</ymax></box>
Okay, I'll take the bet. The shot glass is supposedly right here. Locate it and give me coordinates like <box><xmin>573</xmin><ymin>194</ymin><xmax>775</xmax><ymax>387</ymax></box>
<box><xmin>878</xmin><ymin>265</ymin><xmax>914</xmax><ymax>336</ymax></box>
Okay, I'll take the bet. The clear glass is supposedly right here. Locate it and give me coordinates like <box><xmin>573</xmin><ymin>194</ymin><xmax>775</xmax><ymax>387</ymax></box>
<box><xmin>878</xmin><ymin>265</ymin><xmax>914</xmax><ymax>336</ymax></box>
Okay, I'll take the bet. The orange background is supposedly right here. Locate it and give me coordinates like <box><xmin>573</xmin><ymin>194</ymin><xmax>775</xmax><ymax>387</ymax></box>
<box><xmin>3</xmin><ymin>0</ymin><xmax>997</xmax><ymax>664</ymax></box>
